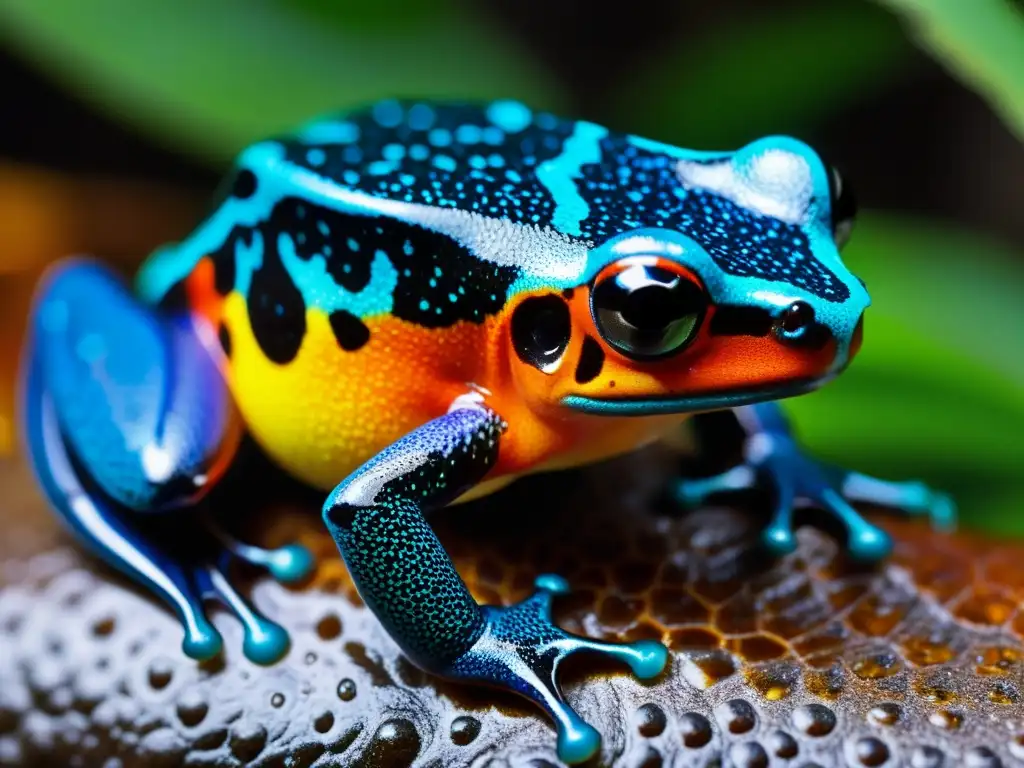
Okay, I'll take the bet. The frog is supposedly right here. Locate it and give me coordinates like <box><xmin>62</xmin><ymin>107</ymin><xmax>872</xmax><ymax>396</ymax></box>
<box><xmin>19</xmin><ymin>99</ymin><xmax>956</xmax><ymax>765</ymax></box>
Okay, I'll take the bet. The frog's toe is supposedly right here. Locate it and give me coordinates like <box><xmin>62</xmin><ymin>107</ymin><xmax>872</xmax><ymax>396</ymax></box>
<box><xmin>842</xmin><ymin>472</ymin><xmax>959</xmax><ymax>533</ymax></box>
<box><xmin>446</xmin><ymin>574</ymin><xmax>668</xmax><ymax>765</ymax></box>
<box><xmin>203</xmin><ymin>517</ymin><xmax>315</xmax><ymax>585</ymax></box>
<box><xmin>201</xmin><ymin>565</ymin><xmax>291</xmax><ymax>665</ymax></box>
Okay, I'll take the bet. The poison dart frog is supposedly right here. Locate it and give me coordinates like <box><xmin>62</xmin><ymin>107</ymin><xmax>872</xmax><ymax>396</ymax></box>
<box><xmin>19</xmin><ymin>99</ymin><xmax>956</xmax><ymax>764</ymax></box>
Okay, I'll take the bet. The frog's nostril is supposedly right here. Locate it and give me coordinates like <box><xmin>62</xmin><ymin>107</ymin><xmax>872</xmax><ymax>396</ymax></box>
<box><xmin>775</xmin><ymin>301</ymin><xmax>814</xmax><ymax>339</ymax></box>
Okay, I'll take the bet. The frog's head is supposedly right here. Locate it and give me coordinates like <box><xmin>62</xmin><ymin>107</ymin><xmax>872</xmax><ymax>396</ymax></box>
<box><xmin>507</xmin><ymin>135</ymin><xmax>870</xmax><ymax>417</ymax></box>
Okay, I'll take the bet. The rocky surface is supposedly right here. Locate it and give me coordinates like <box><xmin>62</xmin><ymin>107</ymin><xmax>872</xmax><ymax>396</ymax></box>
<box><xmin>3</xmin><ymin>445</ymin><xmax>1024</xmax><ymax>767</ymax></box>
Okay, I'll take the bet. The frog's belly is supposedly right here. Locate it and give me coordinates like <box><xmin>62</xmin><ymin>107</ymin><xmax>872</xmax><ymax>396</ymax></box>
<box><xmin>219</xmin><ymin>293</ymin><xmax>488</xmax><ymax>492</ymax></box>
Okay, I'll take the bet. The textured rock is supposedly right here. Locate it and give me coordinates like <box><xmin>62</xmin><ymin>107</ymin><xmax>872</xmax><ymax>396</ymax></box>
<box><xmin>3</xmin><ymin>445</ymin><xmax>1024</xmax><ymax>767</ymax></box>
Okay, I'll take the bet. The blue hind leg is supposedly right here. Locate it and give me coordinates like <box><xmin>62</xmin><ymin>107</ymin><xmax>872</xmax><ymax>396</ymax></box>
<box><xmin>20</xmin><ymin>259</ymin><xmax>313</xmax><ymax>664</ymax></box>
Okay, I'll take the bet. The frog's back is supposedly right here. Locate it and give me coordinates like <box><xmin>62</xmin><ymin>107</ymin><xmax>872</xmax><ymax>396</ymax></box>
<box><xmin>135</xmin><ymin>99</ymin><xmax>847</xmax><ymax>491</ymax></box>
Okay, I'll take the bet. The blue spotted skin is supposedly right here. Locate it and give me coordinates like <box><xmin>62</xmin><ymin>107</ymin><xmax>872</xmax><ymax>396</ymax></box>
<box><xmin>19</xmin><ymin>100</ymin><xmax>958</xmax><ymax>765</ymax></box>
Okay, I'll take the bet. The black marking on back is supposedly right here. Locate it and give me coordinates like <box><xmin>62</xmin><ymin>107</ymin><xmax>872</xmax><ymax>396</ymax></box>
<box><xmin>575</xmin><ymin>336</ymin><xmax>605</xmax><ymax>384</ymax></box>
<box><xmin>280</xmin><ymin>101</ymin><xmax>848</xmax><ymax>302</ymax></box>
<box><xmin>246</xmin><ymin>236</ymin><xmax>307</xmax><ymax>365</ymax></box>
<box><xmin>232</xmin><ymin>169</ymin><xmax>258</xmax><ymax>199</ymax></box>
<box><xmin>329</xmin><ymin>310</ymin><xmax>370</xmax><ymax>351</ymax></box>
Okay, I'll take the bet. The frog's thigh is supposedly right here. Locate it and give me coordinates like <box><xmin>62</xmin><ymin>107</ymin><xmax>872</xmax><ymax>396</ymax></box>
<box><xmin>21</xmin><ymin>259</ymin><xmax>242</xmax><ymax>659</ymax></box>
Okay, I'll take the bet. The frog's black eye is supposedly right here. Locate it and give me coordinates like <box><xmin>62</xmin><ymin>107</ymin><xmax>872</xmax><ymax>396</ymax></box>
<box><xmin>829</xmin><ymin>165</ymin><xmax>857</xmax><ymax>249</ymax></box>
<box><xmin>591</xmin><ymin>258</ymin><xmax>706</xmax><ymax>360</ymax></box>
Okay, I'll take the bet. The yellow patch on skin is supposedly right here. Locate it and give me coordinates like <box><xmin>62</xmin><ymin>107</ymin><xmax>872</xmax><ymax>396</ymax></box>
<box><xmin>220</xmin><ymin>292</ymin><xmax>494</xmax><ymax>492</ymax></box>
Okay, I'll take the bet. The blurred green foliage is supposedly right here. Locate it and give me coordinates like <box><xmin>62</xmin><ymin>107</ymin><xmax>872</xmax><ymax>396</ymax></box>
<box><xmin>0</xmin><ymin>0</ymin><xmax>1020</xmax><ymax>532</ymax></box>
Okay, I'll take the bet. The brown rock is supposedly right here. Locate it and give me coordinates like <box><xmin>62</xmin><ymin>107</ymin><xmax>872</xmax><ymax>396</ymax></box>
<box><xmin>3</xmin><ymin>445</ymin><xmax>1024</xmax><ymax>767</ymax></box>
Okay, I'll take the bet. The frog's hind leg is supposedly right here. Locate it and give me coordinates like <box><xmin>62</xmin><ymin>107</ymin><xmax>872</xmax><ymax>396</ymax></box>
<box><xmin>20</xmin><ymin>259</ymin><xmax>311</xmax><ymax>663</ymax></box>
<box><xmin>322</xmin><ymin>407</ymin><xmax>668</xmax><ymax>765</ymax></box>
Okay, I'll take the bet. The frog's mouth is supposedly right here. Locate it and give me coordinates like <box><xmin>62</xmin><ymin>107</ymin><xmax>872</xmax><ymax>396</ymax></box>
<box><xmin>560</xmin><ymin>377</ymin><xmax>828</xmax><ymax>417</ymax></box>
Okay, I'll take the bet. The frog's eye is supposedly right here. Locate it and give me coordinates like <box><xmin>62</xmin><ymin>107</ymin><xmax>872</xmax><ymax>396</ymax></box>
<box><xmin>590</xmin><ymin>257</ymin><xmax>707</xmax><ymax>360</ymax></box>
<box><xmin>829</xmin><ymin>166</ymin><xmax>857</xmax><ymax>249</ymax></box>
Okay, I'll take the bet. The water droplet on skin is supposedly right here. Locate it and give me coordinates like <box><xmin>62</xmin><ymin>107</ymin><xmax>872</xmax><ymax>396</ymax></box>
<box><xmin>716</xmin><ymin>699</ymin><xmax>757</xmax><ymax>735</ymax></box>
<box><xmin>679</xmin><ymin>712</ymin><xmax>713</xmax><ymax>748</ymax></box>
<box><xmin>867</xmin><ymin>703</ymin><xmax>901</xmax><ymax>726</ymax></box>
<box><xmin>855</xmin><ymin>737</ymin><xmax>891</xmax><ymax>766</ymax></box>
<box><xmin>634</xmin><ymin>703</ymin><xmax>667</xmax><ymax>737</ymax></box>
<box><xmin>337</xmin><ymin>678</ymin><xmax>357</xmax><ymax>701</ymax></box>
<box><xmin>304</xmin><ymin>652</ymin><xmax>317</xmax><ymax>665</ymax></box>
<box><xmin>792</xmin><ymin>703</ymin><xmax>836</xmax><ymax>737</ymax></box>
<box><xmin>450</xmin><ymin>715</ymin><xmax>481</xmax><ymax>745</ymax></box>
<box><xmin>270</xmin><ymin>693</ymin><xmax>285</xmax><ymax>708</ymax></box>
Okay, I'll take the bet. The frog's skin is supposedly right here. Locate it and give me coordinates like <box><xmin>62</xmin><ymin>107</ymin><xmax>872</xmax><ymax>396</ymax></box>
<box><xmin>19</xmin><ymin>100</ymin><xmax>956</xmax><ymax>765</ymax></box>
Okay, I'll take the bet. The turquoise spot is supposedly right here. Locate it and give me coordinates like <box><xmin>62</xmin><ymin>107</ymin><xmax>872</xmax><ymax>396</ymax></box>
<box><xmin>383</xmin><ymin>143</ymin><xmax>405</xmax><ymax>161</ymax></box>
<box><xmin>433</xmin><ymin>155</ymin><xmax>456</xmax><ymax>172</ymax></box>
<box><xmin>403</xmin><ymin>240</ymin><xmax>414</xmax><ymax>256</ymax></box>
<box><xmin>296</xmin><ymin>120</ymin><xmax>359</xmax><ymax>144</ymax></box>
<box><xmin>455</xmin><ymin>124</ymin><xmax>482</xmax><ymax>144</ymax></box>
<box><xmin>428</xmin><ymin>128</ymin><xmax>452</xmax><ymax>147</ymax></box>
<box><xmin>469</xmin><ymin>155</ymin><xmax>487</xmax><ymax>170</ymax></box>
<box><xmin>481</xmin><ymin>126</ymin><xmax>504</xmax><ymax>145</ymax></box>
<box><xmin>419</xmin><ymin>299</ymin><xmax>430</xmax><ymax>311</ymax></box>
<box><xmin>409</xmin><ymin>144</ymin><xmax>429</xmax><ymax>161</ymax></box>
<box><xmin>372</xmin><ymin>99</ymin><xmax>403</xmax><ymax>128</ymax></box>
<box><xmin>368</xmin><ymin>160</ymin><xmax>395</xmax><ymax>176</ymax></box>
<box><xmin>343</xmin><ymin>170</ymin><xmax>360</xmax><ymax>185</ymax></box>
<box><xmin>305</xmin><ymin>148</ymin><xmax>326</xmax><ymax>167</ymax></box>
<box><xmin>407</xmin><ymin>103</ymin><xmax>436</xmax><ymax>130</ymax></box>
<box><xmin>347</xmin><ymin>238</ymin><xmax>360</xmax><ymax>252</ymax></box>
<box><xmin>487</xmin><ymin>99</ymin><xmax>532</xmax><ymax>132</ymax></box>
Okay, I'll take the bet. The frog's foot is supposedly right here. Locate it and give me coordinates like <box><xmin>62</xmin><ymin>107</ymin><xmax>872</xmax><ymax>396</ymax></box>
<box><xmin>445</xmin><ymin>574</ymin><xmax>669</xmax><ymax>765</ymax></box>
<box><xmin>20</xmin><ymin>259</ymin><xmax>306</xmax><ymax>666</ymax></box>
<box><xmin>675</xmin><ymin>404</ymin><xmax>957</xmax><ymax>562</ymax></box>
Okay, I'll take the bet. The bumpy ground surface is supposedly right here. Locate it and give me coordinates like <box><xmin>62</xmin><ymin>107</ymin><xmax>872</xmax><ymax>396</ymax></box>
<box><xmin>2</xmin><ymin>446</ymin><xmax>1024</xmax><ymax>768</ymax></box>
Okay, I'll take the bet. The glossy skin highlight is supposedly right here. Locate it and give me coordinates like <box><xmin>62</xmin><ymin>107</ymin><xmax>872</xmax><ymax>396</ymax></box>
<box><xmin>19</xmin><ymin>100</ymin><xmax>955</xmax><ymax>764</ymax></box>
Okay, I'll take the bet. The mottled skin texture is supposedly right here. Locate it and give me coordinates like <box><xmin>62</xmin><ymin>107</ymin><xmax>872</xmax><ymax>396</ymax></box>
<box><xmin>0</xmin><ymin>455</ymin><xmax>1017</xmax><ymax>768</ymax></box>
<box><xmin>18</xmin><ymin>99</ymin><xmax>954</xmax><ymax>763</ymax></box>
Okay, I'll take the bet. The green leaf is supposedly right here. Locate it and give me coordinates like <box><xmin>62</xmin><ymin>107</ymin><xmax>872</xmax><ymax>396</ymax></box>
<box><xmin>783</xmin><ymin>213</ymin><xmax>1024</xmax><ymax>531</ymax></box>
<box><xmin>872</xmin><ymin>0</ymin><xmax>1024</xmax><ymax>141</ymax></box>
<box><xmin>0</xmin><ymin>0</ymin><xmax>564</xmax><ymax>164</ymax></box>
<box><xmin>607</xmin><ymin>2</ymin><xmax>912</xmax><ymax>148</ymax></box>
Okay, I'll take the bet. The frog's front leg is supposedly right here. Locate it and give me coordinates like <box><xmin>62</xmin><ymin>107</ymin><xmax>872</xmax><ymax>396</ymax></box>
<box><xmin>675</xmin><ymin>401</ymin><xmax>956</xmax><ymax>560</ymax></box>
<box><xmin>322</xmin><ymin>406</ymin><xmax>668</xmax><ymax>765</ymax></box>
<box><xmin>20</xmin><ymin>260</ymin><xmax>313</xmax><ymax>663</ymax></box>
